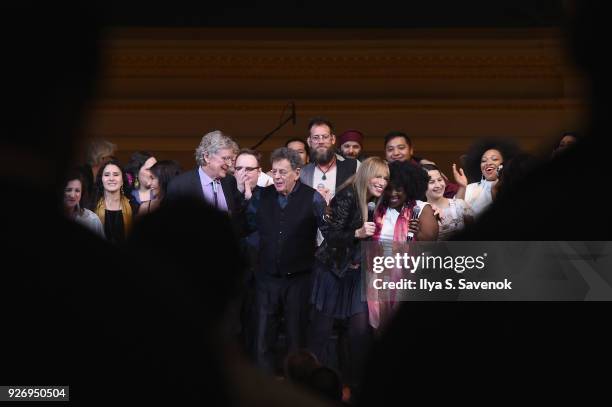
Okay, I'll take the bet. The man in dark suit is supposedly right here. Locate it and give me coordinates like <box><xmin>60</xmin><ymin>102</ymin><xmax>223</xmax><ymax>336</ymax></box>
<box><xmin>166</xmin><ymin>130</ymin><xmax>243</xmax><ymax>217</ymax></box>
<box><xmin>299</xmin><ymin>117</ymin><xmax>359</xmax><ymax>204</ymax></box>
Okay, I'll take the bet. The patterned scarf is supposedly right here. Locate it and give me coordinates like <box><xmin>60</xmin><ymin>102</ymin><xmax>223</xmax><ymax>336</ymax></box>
<box><xmin>368</xmin><ymin>200</ymin><xmax>417</xmax><ymax>330</ymax></box>
<box><xmin>372</xmin><ymin>200</ymin><xmax>416</xmax><ymax>242</ymax></box>
<box><xmin>95</xmin><ymin>195</ymin><xmax>133</xmax><ymax>237</ymax></box>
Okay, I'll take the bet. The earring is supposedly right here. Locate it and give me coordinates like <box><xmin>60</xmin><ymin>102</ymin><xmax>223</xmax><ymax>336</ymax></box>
<box><xmin>134</xmin><ymin>178</ymin><xmax>140</xmax><ymax>189</ymax></box>
<box><xmin>121</xmin><ymin>185</ymin><xmax>124</xmax><ymax>195</ymax></box>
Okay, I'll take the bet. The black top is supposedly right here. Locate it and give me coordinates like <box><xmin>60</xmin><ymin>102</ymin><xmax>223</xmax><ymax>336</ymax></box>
<box><xmin>252</xmin><ymin>183</ymin><xmax>325</xmax><ymax>277</ymax></box>
<box><xmin>104</xmin><ymin>209</ymin><xmax>125</xmax><ymax>245</ymax></box>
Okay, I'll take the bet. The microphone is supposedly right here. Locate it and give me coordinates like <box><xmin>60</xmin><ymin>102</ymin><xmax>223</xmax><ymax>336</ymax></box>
<box><xmin>291</xmin><ymin>101</ymin><xmax>296</xmax><ymax>125</ymax></box>
<box><xmin>407</xmin><ymin>205</ymin><xmax>421</xmax><ymax>242</ymax></box>
<box><xmin>367</xmin><ymin>201</ymin><xmax>376</xmax><ymax>222</ymax></box>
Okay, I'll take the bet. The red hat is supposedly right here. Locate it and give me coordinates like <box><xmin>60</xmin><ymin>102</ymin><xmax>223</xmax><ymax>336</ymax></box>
<box><xmin>339</xmin><ymin>130</ymin><xmax>364</xmax><ymax>146</ymax></box>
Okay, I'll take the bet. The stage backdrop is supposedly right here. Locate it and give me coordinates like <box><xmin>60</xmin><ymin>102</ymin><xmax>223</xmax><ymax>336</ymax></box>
<box><xmin>86</xmin><ymin>27</ymin><xmax>587</xmax><ymax>175</ymax></box>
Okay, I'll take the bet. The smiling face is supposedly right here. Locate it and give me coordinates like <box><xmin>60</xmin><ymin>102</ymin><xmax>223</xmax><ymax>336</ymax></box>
<box><xmin>64</xmin><ymin>179</ymin><xmax>82</xmax><ymax>210</ymax></box>
<box><xmin>480</xmin><ymin>149</ymin><xmax>503</xmax><ymax>181</ymax></box>
<box><xmin>308</xmin><ymin>124</ymin><xmax>336</xmax><ymax>164</ymax></box>
<box><xmin>341</xmin><ymin>141</ymin><xmax>362</xmax><ymax>159</ymax></box>
<box><xmin>203</xmin><ymin>147</ymin><xmax>233</xmax><ymax>179</ymax></box>
<box><xmin>138</xmin><ymin>156</ymin><xmax>157</xmax><ymax>189</ymax></box>
<box><xmin>385</xmin><ymin>136</ymin><xmax>414</xmax><ymax>163</ymax></box>
<box><xmin>367</xmin><ymin>174</ymin><xmax>388</xmax><ymax>199</ymax></box>
<box><xmin>271</xmin><ymin>158</ymin><xmax>300</xmax><ymax>196</ymax></box>
<box><xmin>385</xmin><ymin>185</ymin><xmax>406</xmax><ymax>209</ymax></box>
<box><xmin>426</xmin><ymin>169</ymin><xmax>446</xmax><ymax>201</ymax></box>
<box><xmin>102</xmin><ymin>164</ymin><xmax>123</xmax><ymax>193</ymax></box>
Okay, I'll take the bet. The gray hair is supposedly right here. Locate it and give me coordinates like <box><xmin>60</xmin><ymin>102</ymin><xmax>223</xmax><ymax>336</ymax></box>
<box><xmin>87</xmin><ymin>138</ymin><xmax>117</xmax><ymax>166</ymax></box>
<box><xmin>270</xmin><ymin>147</ymin><xmax>302</xmax><ymax>170</ymax></box>
<box><xmin>195</xmin><ymin>130</ymin><xmax>237</xmax><ymax>167</ymax></box>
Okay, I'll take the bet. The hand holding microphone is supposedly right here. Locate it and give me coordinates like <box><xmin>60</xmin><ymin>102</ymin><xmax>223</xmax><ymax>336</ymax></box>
<box><xmin>407</xmin><ymin>205</ymin><xmax>421</xmax><ymax>241</ymax></box>
<box><xmin>355</xmin><ymin>202</ymin><xmax>377</xmax><ymax>239</ymax></box>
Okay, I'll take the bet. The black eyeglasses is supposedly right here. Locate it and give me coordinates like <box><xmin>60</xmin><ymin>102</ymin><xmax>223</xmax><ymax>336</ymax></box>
<box><xmin>235</xmin><ymin>166</ymin><xmax>260</xmax><ymax>172</ymax></box>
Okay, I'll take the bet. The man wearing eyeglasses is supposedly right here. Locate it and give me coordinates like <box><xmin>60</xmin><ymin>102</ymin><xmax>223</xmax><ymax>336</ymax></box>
<box><xmin>300</xmin><ymin>117</ymin><xmax>359</xmax><ymax>204</ymax></box>
<box><xmin>243</xmin><ymin>147</ymin><xmax>327</xmax><ymax>373</ymax></box>
<box><xmin>166</xmin><ymin>130</ymin><xmax>243</xmax><ymax>219</ymax></box>
<box><xmin>300</xmin><ymin>117</ymin><xmax>359</xmax><ymax>247</ymax></box>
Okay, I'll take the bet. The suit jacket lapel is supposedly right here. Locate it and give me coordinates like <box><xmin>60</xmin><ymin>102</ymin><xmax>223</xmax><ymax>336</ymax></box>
<box><xmin>300</xmin><ymin>164</ymin><xmax>315</xmax><ymax>188</ymax></box>
<box><xmin>193</xmin><ymin>169</ymin><xmax>206</xmax><ymax>201</ymax></box>
<box><xmin>220</xmin><ymin>176</ymin><xmax>235</xmax><ymax>213</ymax></box>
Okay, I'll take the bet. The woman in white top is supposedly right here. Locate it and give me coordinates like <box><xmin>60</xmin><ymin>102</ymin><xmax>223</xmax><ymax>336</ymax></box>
<box><xmin>452</xmin><ymin>140</ymin><xmax>519</xmax><ymax>217</ymax></box>
<box><xmin>62</xmin><ymin>170</ymin><xmax>104</xmax><ymax>237</ymax></box>
<box><xmin>422</xmin><ymin>164</ymin><xmax>474</xmax><ymax>240</ymax></box>
<box><xmin>369</xmin><ymin>161</ymin><xmax>438</xmax><ymax>331</ymax></box>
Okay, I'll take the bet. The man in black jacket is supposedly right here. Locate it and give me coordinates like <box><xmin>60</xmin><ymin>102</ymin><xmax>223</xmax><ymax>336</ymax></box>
<box><xmin>166</xmin><ymin>130</ymin><xmax>243</xmax><ymax>217</ymax></box>
<box><xmin>245</xmin><ymin>147</ymin><xmax>327</xmax><ymax>373</ymax></box>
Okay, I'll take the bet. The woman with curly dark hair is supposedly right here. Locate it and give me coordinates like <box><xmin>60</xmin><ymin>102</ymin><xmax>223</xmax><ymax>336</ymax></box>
<box><xmin>373</xmin><ymin>161</ymin><xmax>438</xmax><ymax>242</ymax></box>
<box><xmin>452</xmin><ymin>139</ymin><xmax>520</xmax><ymax>216</ymax></box>
<box><xmin>368</xmin><ymin>161</ymin><xmax>438</xmax><ymax>330</ymax></box>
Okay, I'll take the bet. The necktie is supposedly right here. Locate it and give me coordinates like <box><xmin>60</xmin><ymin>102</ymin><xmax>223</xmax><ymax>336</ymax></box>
<box><xmin>212</xmin><ymin>179</ymin><xmax>219</xmax><ymax>208</ymax></box>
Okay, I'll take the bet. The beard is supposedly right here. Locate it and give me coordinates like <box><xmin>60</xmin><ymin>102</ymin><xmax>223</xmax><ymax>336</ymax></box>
<box><xmin>310</xmin><ymin>145</ymin><xmax>335</xmax><ymax>165</ymax></box>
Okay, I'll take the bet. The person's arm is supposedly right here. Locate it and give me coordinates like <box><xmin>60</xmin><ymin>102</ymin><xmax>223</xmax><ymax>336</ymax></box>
<box><xmin>452</xmin><ymin>163</ymin><xmax>468</xmax><ymax>200</ymax></box>
<box><xmin>312</xmin><ymin>189</ymin><xmax>328</xmax><ymax>230</ymax></box>
<box><xmin>415</xmin><ymin>205</ymin><xmax>438</xmax><ymax>241</ymax></box>
<box><xmin>244</xmin><ymin>187</ymin><xmax>261</xmax><ymax>235</ymax></box>
<box><xmin>325</xmin><ymin>191</ymin><xmax>359</xmax><ymax>247</ymax></box>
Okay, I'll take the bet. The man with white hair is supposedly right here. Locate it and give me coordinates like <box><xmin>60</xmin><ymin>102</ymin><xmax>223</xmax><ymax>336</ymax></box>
<box><xmin>166</xmin><ymin>130</ymin><xmax>243</xmax><ymax>217</ymax></box>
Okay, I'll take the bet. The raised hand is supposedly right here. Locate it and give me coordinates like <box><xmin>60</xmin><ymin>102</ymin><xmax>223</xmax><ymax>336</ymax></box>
<box><xmin>452</xmin><ymin>163</ymin><xmax>468</xmax><ymax>188</ymax></box>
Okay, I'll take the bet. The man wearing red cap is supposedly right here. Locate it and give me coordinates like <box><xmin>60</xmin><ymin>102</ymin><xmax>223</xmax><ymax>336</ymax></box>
<box><xmin>338</xmin><ymin>129</ymin><xmax>366</xmax><ymax>162</ymax></box>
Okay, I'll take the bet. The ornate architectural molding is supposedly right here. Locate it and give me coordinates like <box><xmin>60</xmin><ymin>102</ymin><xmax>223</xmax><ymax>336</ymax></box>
<box><xmin>99</xmin><ymin>27</ymin><xmax>576</xmax><ymax>99</ymax></box>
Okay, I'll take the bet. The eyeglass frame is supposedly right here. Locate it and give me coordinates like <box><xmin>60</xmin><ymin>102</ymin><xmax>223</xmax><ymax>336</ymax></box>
<box><xmin>309</xmin><ymin>133</ymin><xmax>333</xmax><ymax>142</ymax></box>
<box><xmin>235</xmin><ymin>166</ymin><xmax>260</xmax><ymax>172</ymax></box>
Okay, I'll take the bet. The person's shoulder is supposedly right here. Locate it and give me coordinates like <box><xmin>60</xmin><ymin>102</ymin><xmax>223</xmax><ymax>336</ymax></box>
<box><xmin>167</xmin><ymin>168</ymin><xmax>198</xmax><ymax>190</ymax></box>
<box><xmin>417</xmin><ymin>200</ymin><xmax>429</xmax><ymax>208</ymax></box>
<box><xmin>82</xmin><ymin>208</ymin><xmax>100</xmax><ymax>221</ymax></box>
<box><xmin>173</xmin><ymin>168</ymin><xmax>198</xmax><ymax>181</ymax></box>
<box><xmin>259</xmin><ymin>184</ymin><xmax>277</xmax><ymax>196</ymax></box>
<box><xmin>338</xmin><ymin>157</ymin><xmax>358</xmax><ymax>169</ymax></box>
<box><xmin>301</xmin><ymin>162</ymin><xmax>315</xmax><ymax>171</ymax></box>
<box><xmin>222</xmin><ymin>173</ymin><xmax>237</xmax><ymax>187</ymax></box>
<box><xmin>334</xmin><ymin>184</ymin><xmax>356</xmax><ymax>201</ymax></box>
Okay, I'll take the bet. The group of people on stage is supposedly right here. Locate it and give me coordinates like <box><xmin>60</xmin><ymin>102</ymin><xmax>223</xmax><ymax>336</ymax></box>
<box><xmin>60</xmin><ymin>116</ymin><xmax>577</xmax><ymax>402</ymax></box>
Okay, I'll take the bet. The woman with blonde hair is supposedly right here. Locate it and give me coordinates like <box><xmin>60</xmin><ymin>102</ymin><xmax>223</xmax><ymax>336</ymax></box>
<box><xmin>93</xmin><ymin>159</ymin><xmax>138</xmax><ymax>245</ymax></box>
<box><xmin>310</xmin><ymin>156</ymin><xmax>389</xmax><ymax>397</ymax></box>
